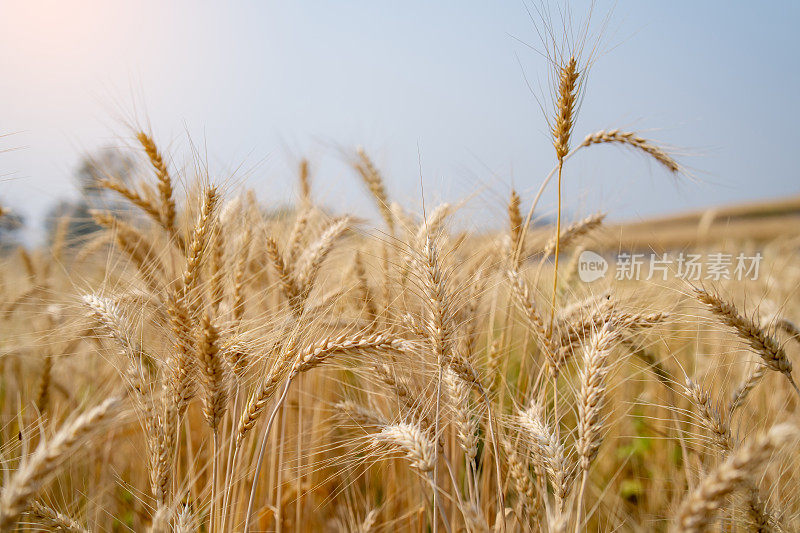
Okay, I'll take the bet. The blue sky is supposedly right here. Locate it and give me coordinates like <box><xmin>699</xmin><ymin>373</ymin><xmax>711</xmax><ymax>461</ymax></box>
<box><xmin>1</xmin><ymin>1</ymin><xmax>799</xmax><ymax>238</ymax></box>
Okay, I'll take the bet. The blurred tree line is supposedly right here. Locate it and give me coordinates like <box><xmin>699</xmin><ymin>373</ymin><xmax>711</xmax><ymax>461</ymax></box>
<box><xmin>0</xmin><ymin>147</ymin><xmax>137</xmax><ymax>252</ymax></box>
<box><xmin>0</xmin><ymin>209</ymin><xmax>24</xmax><ymax>252</ymax></box>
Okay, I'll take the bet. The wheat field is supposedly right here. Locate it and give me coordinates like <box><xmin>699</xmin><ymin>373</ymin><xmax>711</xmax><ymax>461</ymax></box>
<box><xmin>2</xmin><ymin>36</ymin><xmax>800</xmax><ymax>533</ymax></box>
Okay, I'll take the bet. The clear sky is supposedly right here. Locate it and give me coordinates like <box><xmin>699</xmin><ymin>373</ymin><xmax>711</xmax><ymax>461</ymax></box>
<box><xmin>1</xmin><ymin>1</ymin><xmax>799</xmax><ymax>239</ymax></box>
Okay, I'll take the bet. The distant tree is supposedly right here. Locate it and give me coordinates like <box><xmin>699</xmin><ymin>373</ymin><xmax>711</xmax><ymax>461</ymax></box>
<box><xmin>44</xmin><ymin>200</ymin><xmax>100</xmax><ymax>245</ymax></box>
<box><xmin>44</xmin><ymin>147</ymin><xmax>137</xmax><ymax>246</ymax></box>
<box><xmin>0</xmin><ymin>207</ymin><xmax>24</xmax><ymax>252</ymax></box>
<box><xmin>74</xmin><ymin>147</ymin><xmax>136</xmax><ymax>199</ymax></box>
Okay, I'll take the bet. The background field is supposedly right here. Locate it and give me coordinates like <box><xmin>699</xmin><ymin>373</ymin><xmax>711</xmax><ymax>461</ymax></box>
<box><xmin>2</xmin><ymin>3</ymin><xmax>800</xmax><ymax>532</ymax></box>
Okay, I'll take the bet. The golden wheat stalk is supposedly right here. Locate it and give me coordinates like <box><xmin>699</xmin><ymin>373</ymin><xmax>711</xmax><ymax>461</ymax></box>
<box><xmin>242</xmin><ymin>332</ymin><xmax>405</xmax><ymax>532</ymax></box>
<box><xmin>501</xmin><ymin>438</ymin><xmax>538</xmax><ymax>515</ymax></box>
<box><xmin>35</xmin><ymin>352</ymin><xmax>52</xmax><ymax>414</ymax></box>
<box><xmin>581</xmin><ymin>129</ymin><xmax>679</xmax><ymax>173</ymax></box>
<box><xmin>295</xmin><ymin>216</ymin><xmax>352</xmax><ymax>296</ymax></box>
<box><xmin>541</xmin><ymin>212</ymin><xmax>605</xmax><ymax>259</ymax></box>
<box><xmin>182</xmin><ymin>187</ymin><xmax>218</xmax><ymax>301</ymax></box>
<box><xmin>516</xmin><ymin>403</ymin><xmax>572</xmax><ymax>512</ymax></box>
<box><xmin>676</xmin><ymin>424</ymin><xmax>797</xmax><ymax>533</ymax></box>
<box><xmin>26</xmin><ymin>500</ymin><xmax>88</xmax><ymax>533</ymax></box>
<box><xmin>0</xmin><ymin>397</ymin><xmax>122</xmax><ymax>530</ymax></box>
<box><xmin>99</xmin><ymin>177</ymin><xmax>163</xmax><ymax>226</ymax></box>
<box><xmin>370</xmin><ymin>422</ymin><xmax>437</xmax><ymax>473</ymax></box>
<box><xmin>508</xmin><ymin>189</ymin><xmax>524</xmax><ymax>269</ymax></box>
<box><xmin>445</xmin><ymin>369</ymin><xmax>479</xmax><ymax>461</ymax></box>
<box><xmin>355</xmin><ymin>147</ymin><xmax>395</xmax><ymax>234</ymax></box>
<box><xmin>576</xmin><ymin>322</ymin><xmax>622</xmax><ymax>473</ymax></box>
<box><xmin>137</xmin><ymin>132</ymin><xmax>178</xmax><ymax>236</ymax></box>
<box><xmin>197</xmin><ymin>313</ymin><xmax>228</xmax><ymax>431</ymax></box>
<box><xmin>683</xmin><ymin>378</ymin><xmax>733</xmax><ymax>453</ymax></box>
<box><xmin>266</xmin><ymin>236</ymin><xmax>300</xmax><ymax>306</ymax></box>
<box><xmin>548</xmin><ymin>55</ymin><xmax>581</xmax><ymax>333</ymax></box>
<box><xmin>552</xmin><ymin>57</ymin><xmax>579</xmax><ymax>162</ymax></box>
<box><xmin>507</xmin><ymin>269</ymin><xmax>562</xmax><ymax>376</ymax></box>
<box><xmin>166</xmin><ymin>291</ymin><xmax>197</xmax><ymax>417</ymax></box>
<box><xmin>729</xmin><ymin>363</ymin><xmax>767</xmax><ymax>414</ymax></box>
<box><xmin>237</xmin><ymin>332</ymin><xmax>404</xmax><ymax>443</ymax></box>
<box><xmin>693</xmin><ymin>287</ymin><xmax>798</xmax><ymax>395</ymax></box>
<box><xmin>91</xmin><ymin>211</ymin><xmax>167</xmax><ymax>291</ymax></box>
<box><xmin>335</xmin><ymin>400</ymin><xmax>387</xmax><ymax>427</ymax></box>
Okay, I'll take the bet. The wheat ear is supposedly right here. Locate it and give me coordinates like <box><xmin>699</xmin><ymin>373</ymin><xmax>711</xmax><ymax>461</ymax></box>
<box><xmin>501</xmin><ymin>438</ymin><xmax>538</xmax><ymax>515</ymax></box>
<box><xmin>509</xmin><ymin>189</ymin><xmax>524</xmax><ymax>268</ymax></box>
<box><xmin>576</xmin><ymin>322</ymin><xmax>622</xmax><ymax>473</ymax></box>
<box><xmin>298</xmin><ymin>158</ymin><xmax>312</xmax><ymax>209</ymax></box>
<box><xmin>27</xmin><ymin>500</ymin><xmax>88</xmax><ymax>533</ymax></box>
<box><xmin>99</xmin><ymin>177</ymin><xmax>163</xmax><ymax>226</ymax></box>
<box><xmin>357</xmin><ymin>508</ymin><xmax>380</xmax><ymax>533</ymax></box>
<box><xmin>370</xmin><ymin>421</ymin><xmax>455</xmax><ymax>532</ymax></box>
<box><xmin>729</xmin><ymin>364</ymin><xmax>768</xmax><ymax>414</ymax></box>
<box><xmin>231</xmin><ymin>227</ymin><xmax>252</xmax><ymax>322</ymax></box>
<box><xmin>36</xmin><ymin>353</ymin><xmax>52</xmax><ymax>414</ymax></box>
<box><xmin>147</xmin><ymin>408</ymin><xmax>175</xmax><ymax>507</ymax></box>
<box><xmin>182</xmin><ymin>187</ymin><xmax>218</xmax><ymax>302</ymax></box>
<box><xmin>242</xmin><ymin>332</ymin><xmax>404</xmax><ymax>532</ymax></box>
<box><xmin>355</xmin><ymin>147</ymin><xmax>395</xmax><ymax>234</ymax></box>
<box><xmin>136</xmin><ymin>132</ymin><xmax>178</xmax><ymax>238</ymax></box>
<box><xmin>444</xmin><ymin>368</ymin><xmax>479</xmax><ymax>463</ymax></box>
<box><xmin>415</xmin><ymin>203</ymin><xmax>453</xmax><ymax>247</ymax></box>
<box><xmin>335</xmin><ymin>400</ymin><xmax>387</xmax><ymax>427</ymax></box>
<box><xmin>266</xmin><ymin>236</ymin><xmax>300</xmax><ymax>309</ymax></box>
<box><xmin>684</xmin><ymin>378</ymin><xmax>781</xmax><ymax>529</ymax></box>
<box><xmin>50</xmin><ymin>215</ymin><xmax>70</xmax><ymax>263</ymax></box>
<box><xmin>693</xmin><ymin>287</ymin><xmax>798</xmax><ymax>395</ymax></box>
<box><xmin>18</xmin><ymin>246</ymin><xmax>36</xmax><ymax>279</ymax></box>
<box><xmin>166</xmin><ymin>291</ymin><xmax>196</xmax><ymax>417</ymax></box>
<box><xmin>295</xmin><ymin>216</ymin><xmax>352</xmax><ymax>296</ymax></box>
<box><xmin>541</xmin><ymin>213</ymin><xmax>606</xmax><ymax>259</ymax></box>
<box><xmin>675</xmin><ymin>424</ymin><xmax>797</xmax><ymax>533</ymax></box>
<box><xmin>354</xmin><ymin>251</ymin><xmax>378</xmax><ymax>327</ymax></box>
<box><xmin>82</xmin><ymin>294</ymin><xmax>150</xmax><ymax>369</ymax></box>
<box><xmin>197</xmin><ymin>313</ymin><xmax>228</xmax><ymax>431</ymax></box>
<box><xmin>0</xmin><ymin>397</ymin><xmax>121</xmax><ymax>529</ymax></box>
<box><xmin>173</xmin><ymin>504</ymin><xmax>197</xmax><ymax>533</ymax></box>
<box><xmin>581</xmin><ymin>129</ymin><xmax>679</xmax><ymax>173</ymax></box>
<box><xmin>91</xmin><ymin>211</ymin><xmax>166</xmax><ymax>291</ymax></box>
<box><xmin>683</xmin><ymin>378</ymin><xmax>733</xmax><ymax>453</ymax></box>
<box><xmin>236</xmin><ymin>332</ymin><xmax>404</xmax><ymax>443</ymax></box>
<box><xmin>516</xmin><ymin>403</ymin><xmax>572</xmax><ymax>511</ymax></box>
<box><xmin>507</xmin><ymin>269</ymin><xmax>562</xmax><ymax>376</ymax></box>
<box><xmin>370</xmin><ymin>422</ymin><xmax>437</xmax><ymax>473</ymax></box>
<box><xmin>209</xmin><ymin>225</ymin><xmax>225</xmax><ymax>313</ymax></box>
<box><xmin>552</xmin><ymin>57</ymin><xmax>579</xmax><ymax>162</ymax></box>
